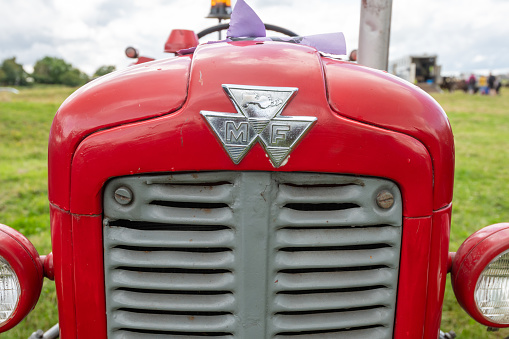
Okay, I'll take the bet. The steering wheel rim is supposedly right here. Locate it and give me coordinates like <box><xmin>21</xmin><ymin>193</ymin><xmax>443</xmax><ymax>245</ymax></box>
<box><xmin>197</xmin><ymin>23</ymin><xmax>298</xmax><ymax>39</ymax></box>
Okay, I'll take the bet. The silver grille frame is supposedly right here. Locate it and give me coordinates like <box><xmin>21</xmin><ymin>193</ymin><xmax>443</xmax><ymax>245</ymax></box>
<box><xmin>103</xmin><ymin>172</ymin><xmax>402</xmax><ymax>338</ymax></box>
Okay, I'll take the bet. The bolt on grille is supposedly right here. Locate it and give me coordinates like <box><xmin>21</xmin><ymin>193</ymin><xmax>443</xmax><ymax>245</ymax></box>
<box><xmin>103</xmin><ymin>172</ymin><xmax>402</xmax><ymax>338</ymax></box>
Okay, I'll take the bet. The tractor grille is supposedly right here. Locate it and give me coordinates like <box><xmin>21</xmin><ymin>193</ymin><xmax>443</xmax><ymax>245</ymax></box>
<box><xmin>103</xmin><ymin>172</ymin><xmax>402</xmax><ymax>338</ymax></box>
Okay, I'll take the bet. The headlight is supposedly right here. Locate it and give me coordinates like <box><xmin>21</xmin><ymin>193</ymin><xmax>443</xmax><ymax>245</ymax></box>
<box><xmin>0</xmin><ymin>256</ymin><xmax>21</xmax><ymax>324</ymax></box>
<box><xmin>452</xmin><ymin>223</ymin><xmax>509</xmax><ymax>327</ymax></box>
<box><xmin>475</xmin><ymin>249</ymin><xmax>509</xmax><ymax>323</ymax></box>
<box><xmin>0</xmin><ymin>224</ymin><xmax>43</xmax><ymax>333</ymax></box>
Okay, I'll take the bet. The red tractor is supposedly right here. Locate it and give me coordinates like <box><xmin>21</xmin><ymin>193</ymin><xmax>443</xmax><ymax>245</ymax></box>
<box><xmin>1</xmin><ymin>1</ymin><xmax>509</xmax><ymax>338</ymax></box>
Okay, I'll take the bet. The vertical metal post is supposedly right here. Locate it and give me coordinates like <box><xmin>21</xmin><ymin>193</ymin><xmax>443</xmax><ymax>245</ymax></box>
<box><xmin>358</xmin><ymin>0</ymin><xmax>393</xmax><ymax>71</ymax></box>
<box><xmin>218</xmin><ymin>18</ymin><xmax>222</xmax><ymax>40</ymax></box>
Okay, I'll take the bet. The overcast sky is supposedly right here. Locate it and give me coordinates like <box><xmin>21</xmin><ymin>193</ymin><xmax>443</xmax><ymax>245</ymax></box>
<box><xmin>1</xmin><ymin>0</ymin><xmax>508</xmax><ymax>76</ymax></box>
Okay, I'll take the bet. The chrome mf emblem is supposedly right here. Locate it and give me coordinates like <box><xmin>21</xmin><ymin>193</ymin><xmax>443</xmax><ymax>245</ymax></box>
<box><xmin>201</xmin><ymin>84</ymin><xmax>317</xmax><ymax>167</ymax></box>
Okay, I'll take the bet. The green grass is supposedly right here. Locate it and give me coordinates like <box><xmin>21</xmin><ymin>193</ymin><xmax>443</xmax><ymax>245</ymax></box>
<box><xmin>0</xmin><ymin>86</ymin><xmax>75</xmax><ymax>235</ymax></box>
<box><xmin>434</xmin><ymin>89</ymin><xmax>509</xmax><ymax>338</ymax></box>
<box><xmin>0</xmin><ymin>85</ymin><xmax>509</xmax><ymax>337</ymax></box>
<box><xmin>0</xmin><ymin>85</ymin><xmax>75</xmax><ymax>339</ymax></box>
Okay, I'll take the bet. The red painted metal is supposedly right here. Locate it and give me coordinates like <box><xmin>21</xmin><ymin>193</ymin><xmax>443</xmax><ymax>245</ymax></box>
<box><xmin>39</xmin><ymin>252</ymin><xmax>54</xmax><ymax>280</ymax></box>
<box><xmin>164</xmin><ymin>29</ymin><xmax>199</xmax><ymax>53</ymax></box>
<box><xmin>68</xmin><ymin>42</ymin><xmax>433</xmax><ymax>217</ymax></box>
<box><xmin>48</xmin><ymin>56</ymin><xmax>192</xmax><ymax>211</ymax></box>
<box><xmin>0</xmin><ymin>224</ymin><xmax>43</xmax><ymax>332</ymax></box>
<box><xmin>72</xmin><ymin>215</ymin><xmax>107</xmax><ymax>338</ymax></box>
<box><xmin>132</xmin><ymin>56</ymin><xmax>156</xmax><ymax>64</ymax></box>
<box><xmin>424</xmin><ymin>204</ymin><xmax>452</xmax><ymax>338</ymax></box>
<box><xmin>393</xmin><ymin>217</ymin><xmax>432</xmax><ymax>339</ymax></box>
<box><xmin>42</xmin><ymin>41</ymin><xmax>458</xmax><ymax>338</ymax></box>
<box><xmin>448</xmin><ymin>252</ymin><xmax>455</xmax><ymax>273</ymax></box>
<box><xmin>451</xmin><ymin>223</ymin><xmax>509</xmax><ymax>327</ymax></box>
<box><xmin>324</xmin><ymin>60</ymin><xmax>455</xmax><ymax>212</ymax></box>
<box><xmin>50</xmin><ymin>205</ymin><xmax>76</xmax><ymax>338</ymax></box>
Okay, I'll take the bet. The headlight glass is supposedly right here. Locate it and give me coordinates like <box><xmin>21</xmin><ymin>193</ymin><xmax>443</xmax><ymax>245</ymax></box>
<box><xmin>475</xmin><ymin>250</ymin><xmax>509</xmax><ymax>323</ymax></box>
<box><xmin>0</xmin><ymin>256</ymin><xmax>21</xmax><ymax>324</ymax></box>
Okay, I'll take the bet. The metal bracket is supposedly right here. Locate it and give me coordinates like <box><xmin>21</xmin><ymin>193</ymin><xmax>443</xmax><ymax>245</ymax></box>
<box><xmin>28</xmin><ymin>323</ymin><xmax>59</xmax><ymax>339</ymax></box>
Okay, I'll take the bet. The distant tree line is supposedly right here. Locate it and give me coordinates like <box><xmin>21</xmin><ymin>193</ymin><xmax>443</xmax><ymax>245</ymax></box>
<box><xmin>0</xmin><ymin>56</ymin><xmax>116</xmax><ymax>87</ymax></box>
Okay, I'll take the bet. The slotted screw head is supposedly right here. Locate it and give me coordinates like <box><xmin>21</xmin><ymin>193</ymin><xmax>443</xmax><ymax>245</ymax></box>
<box><xmin>114</xmin><ymin>187</ymin><xmax>133</xmax><ymax>205</ymax></box>
<box><xmin>376</xmin><ymin>190</ymin><xmax>394</xmax><ymax>209</ymax></box>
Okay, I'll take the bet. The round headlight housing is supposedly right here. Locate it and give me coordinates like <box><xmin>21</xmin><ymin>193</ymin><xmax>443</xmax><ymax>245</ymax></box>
<box><xmin>452</xmin><ymin>223</ymin><xmax>509</xmax><ymax>327</ymax></box>
<box><xmin>0</xmin><ymin>257</ymin><xmax>21</xmax><ymax>324</ymax></box>
<box><xmin>0</xmin><ymin>224</ymin><xmax>43</xmax><ymax>333</ymax></box>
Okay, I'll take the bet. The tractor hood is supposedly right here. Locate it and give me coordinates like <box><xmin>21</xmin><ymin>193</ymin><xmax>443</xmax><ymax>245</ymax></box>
<box><xmin>49</xmin><ymin>41</ymin><xmax>453</xmax><ymax>212</ymax></box>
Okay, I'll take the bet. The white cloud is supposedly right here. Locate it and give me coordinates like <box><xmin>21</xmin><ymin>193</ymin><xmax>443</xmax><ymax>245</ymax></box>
<box><xmin>389</xmin><ymin>0</ymin><xmax>509</xmax><ymax>73</ymax></box>
<box><xmin>0</xmin><ymin>0</ymin><xmax>508</xmax><ymax>75</ymax></box>
<box><xmin>473</xmin><ymin>55</ymin><xmax>486</xmax><ymax>63</ymax></box>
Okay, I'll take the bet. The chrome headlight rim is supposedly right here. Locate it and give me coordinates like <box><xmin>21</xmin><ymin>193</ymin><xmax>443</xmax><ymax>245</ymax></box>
<box><xmin>0</xmin><ymin>256</ymin><xmax>22</xmax><ymax>325</ymax></box>
<box><xmin>452</xmin><ymin>223</ymin><xmax>509</xmax><ymax>328</ymax></box>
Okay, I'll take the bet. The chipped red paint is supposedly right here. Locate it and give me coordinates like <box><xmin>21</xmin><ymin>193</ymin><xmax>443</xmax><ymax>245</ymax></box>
<box><xmin>49</xmin><ymin>56</ymin><xmax>191</xmax><ymax>211</ymax></box>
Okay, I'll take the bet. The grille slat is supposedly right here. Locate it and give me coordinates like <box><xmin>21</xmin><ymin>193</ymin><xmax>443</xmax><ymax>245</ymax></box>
<box><xmin>274</xmin><ymin>268</ymin><xmax>396</xmax><ymax>291</ymax></box>
<box><xmin>276</xmin><ymin>227</ymin><xmax>399</xmax><ymax>247</ymax></box>
<box><xmin>137</xmin><ymin>204</ymin><xmax>234</xmax><ymax>226</ymax></box>
<box><xmin>145</xmin><ymin>183</ymin><xmax>235</xmax><ymax>205</ymax></box>
<box><xmin>274</xmin><ymin>327</ymin><xmax>391</xmax><ymax>339</ymax></box>
<box><xmin>274</xmin><ymin>288</ymin><xmax>392</xmax><ymax>312</ymax></box>
<box><xmin>112</xmin><ymin>331</ymin><xmax>235</xmax><ymax>339</ymax></box>
<box><xmin>145</xmin><ymin>172</ymin><xmax>238</xmax><ymax>185</ymax></box>
<box><xmin>110</xmin><ymin>270</ymin><xmax>235</xmax><ymax>291</ymax></box>
<box><xmin>113</xmin><ymin>310</ymin><xmax>237</xmax><ymax>333</ymax></box>
<box><xmin>111</xmin><ymin>290</ymin><xmax>236</xmax><ymax>312</ymax></box>
<box><xmin>105</xmin><ymin>228</ymin><xmax>236</xmax><ymax>248</ymax></box>
<box><xmin>103</xmin><ymin>172</ymin><xmax>402</xmax><ymax>338</ymax></box>
<box><xmin>277</xmin><ymin>208</ymin><xmax>374</xmax><ymax>227</ymax></box>
<box><xmin>275</xmin><ymin>248</ymin><xmax>398</xmax><ymax>269</ymax></box>
<box><xmin>273</xmin><ymin>308</ymin><xmax>393</xmax><ymax>332</ymax></box>
<box><xmin>276</xmin><ymin>184</ymin><xmax>364</xmax><ymax>205</ymax></box>
<box><xmin>109</xmin><ymin>248</ymin><xmax>235</xmax><ymax>270</ymax></box>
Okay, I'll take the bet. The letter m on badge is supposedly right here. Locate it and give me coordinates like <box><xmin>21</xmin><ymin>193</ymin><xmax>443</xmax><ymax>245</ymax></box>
<box><xmin>226</xmin><ymin>121</ymin><xmax>248</xmax><ymax>143</ymax></box>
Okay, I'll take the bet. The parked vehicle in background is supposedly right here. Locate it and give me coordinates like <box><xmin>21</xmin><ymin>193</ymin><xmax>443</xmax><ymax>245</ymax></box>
<box><xmin>391</xmin><ymin>54</ymin><xmax>443</xmax><ymax>92</ymax></box>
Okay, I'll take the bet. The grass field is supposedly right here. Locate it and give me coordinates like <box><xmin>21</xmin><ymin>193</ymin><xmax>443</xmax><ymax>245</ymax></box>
<box><xmin>0</xmin><ymin>85</ymin><xmax>509</xmax><ymax>338</ymax></box>
<box><xmin>0</xmin><ymin>86</ymin><xmax>75</xmax><ymax>339</ymax></box>
<box><xmin>435</xmin><ymin>89</ymin><xmax>509</xmax><ymax>338</ymax></box>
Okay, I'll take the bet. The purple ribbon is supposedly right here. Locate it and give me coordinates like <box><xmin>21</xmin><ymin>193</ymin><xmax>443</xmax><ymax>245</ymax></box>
<box><xmin>179</xmin><ymin>0</ymin><xmax>346</xmax><ymax>56</ymax></box>
<box><xmin>227</xmin><ymin>0</ymin><xmax>266</xmax><ymax>38</ymax></box>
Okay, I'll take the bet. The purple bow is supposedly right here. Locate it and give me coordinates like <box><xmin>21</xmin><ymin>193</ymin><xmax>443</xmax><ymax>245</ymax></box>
<box><xmin>226</xmin><ymin>0</ymin><xmax>346</xmax><ymax>55</ymax></box>
<box><xmin>227</xmin><ymin>0</ymin><xmax>266</xmax><ymax>38</ymax></box>
<box><xmin>179</xmin><ymin>0</ymin><xmax>346</xmax><ymax>56</ymax></box>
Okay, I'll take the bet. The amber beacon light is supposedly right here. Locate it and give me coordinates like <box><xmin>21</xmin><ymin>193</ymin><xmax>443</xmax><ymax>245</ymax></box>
<box><xmin>0</xmin><ymin>224</ymin><xmax>44</xmax><ymax>332</ymax></box>
<box><xmin>207</xmin><ymin>0</ymin><xmax>232</xmax><ymax>19</ymax></box>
